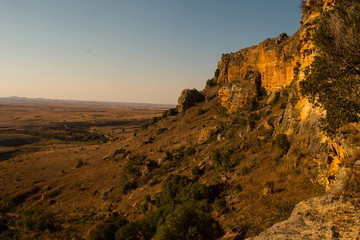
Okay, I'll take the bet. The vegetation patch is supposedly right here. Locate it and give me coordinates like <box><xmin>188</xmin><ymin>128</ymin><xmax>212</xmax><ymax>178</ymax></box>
<box><xmin>300</xmin><ymin>0</ymin><xmax>360</xmax><ymax>134</ymax></box>
<box><xmin>91</xmin><ymin>175</ymin><xmax>222</xmax><ymax>240</ymax></box>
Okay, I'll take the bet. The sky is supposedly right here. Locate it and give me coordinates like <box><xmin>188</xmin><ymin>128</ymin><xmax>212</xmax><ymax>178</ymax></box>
<box><xmin>0</xmin><ymin>0</ymin><xmax>303</xmax><ymax>104</ymax></box>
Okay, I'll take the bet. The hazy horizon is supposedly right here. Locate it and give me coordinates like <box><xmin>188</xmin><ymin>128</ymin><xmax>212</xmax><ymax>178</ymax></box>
<box><xmin>1</xmin><ymin>0</ymin><xmax>302</xmax><ymax>104</ymax></box>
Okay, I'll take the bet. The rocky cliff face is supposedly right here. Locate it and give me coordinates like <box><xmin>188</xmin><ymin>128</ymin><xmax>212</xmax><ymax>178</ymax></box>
<box><xmin>213</xmin><ymin>0</ymin><xmax>348</xmax><ymax>190</ymax></box>
<box><xmin>210</xmin><ymin>0</ymin><xmax>360</xmax><ymax>238</ymax></box>
<box><xmin>215</xmin><ymin>0</ymin><xmax>336</xmax><ymax>112</ymax></box>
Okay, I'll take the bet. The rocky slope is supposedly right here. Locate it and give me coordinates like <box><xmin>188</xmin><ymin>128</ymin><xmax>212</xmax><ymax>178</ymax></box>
<box><xmin>1</xmin><ymin>0</ymin><xmax>359</xmax><ymax>239</ymax></box>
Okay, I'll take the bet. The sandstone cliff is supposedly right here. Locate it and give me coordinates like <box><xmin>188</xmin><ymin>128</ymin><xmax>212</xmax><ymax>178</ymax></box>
<box><xmin>216</xmin><ymin>0</ymin><xmax>335</xmax><ymax>111</ymax></box>
<box><xmin>213</xmin><ymin>0</ymin><xmax>349</xmax><ymax>190</ymax></box>
<box><xmin>210</xmin><ymin>0</ymin><xmax>359</xmax><ymax>238</ymax></box>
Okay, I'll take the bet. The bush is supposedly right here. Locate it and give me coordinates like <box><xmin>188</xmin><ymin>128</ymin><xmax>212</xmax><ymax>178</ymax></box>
<box><xmin>144</xmin><ymin>194</ymin><xmax>151</xmax><ymax>204</ymax></box>
<box><xmin>75</xmin><ymin>158</ymin><xmax>84</xmax><ymax>168</ymax></box>
<box><xmin>93</xmin><ymin>174</ymin><xmax>222</xmax><ymax>240</ymax></box>
<box><xmin>235</xmin><ymin>184</ymin><xmax>243</xmax><ymax>193</ymax></box>
<box><xmin>206</xmin><ymin>78</ymin><xmax>217</xmax><ymax>88</ymax></box>
<box><xmin>120</xmin><ymin>180</ymin><xmax>137</xmax><ymax>194</ymax></box>
<box><xmin>17</xmin><ymin>203</ymin><xmax>58</xmax><ymax>232</ymax></box>
<box><xmin>153</xmin><ymin>201</ymin><xmax>221</xmax><ymax>240</ymax></box>
<box><xmin>90</xmin><ymin>215</ymin><xmax>128</xmax><ymax>240</ymax></box>
<box><xmin>149</xmin><ymin>116</ymin><xmax>161</xmax><ymax>125</ymax></box>
<box><xmin>0</xmin><ymin>196</ymin><xmax>14</xmax><ymax>214</ymax></box>
<box><xmin>123</xmin><ymin>156</ymin><xmax>145</xmax><ymax>177</ymax></box>
<box><xmin>191</xmin><ymin>166</ymin><xmax>204</xmax><ymax>179</ymax></box>
<box><xmin>213</xmin><ymin>149</ymin><xmax>232</xmax><ymax>172</ymax></box>
<box><xmin>214</xmin><ymin>197</ymin><xmax>227</xmax><ymax>213</ymax></box>
<box><xmin>115</xmin><ymin>222</ymin><xmax>142</xmax><ymax>240</ymax></box>
<box><xmin>185</xmin><ymin>146</ymin><xmax>196</xmax><ymax>156</ymax></box>
<box><xmin>273</xmin><ymin>134</ymin><xmax>290</xmax><ymax>152</ymax></box>
<box><xmin>161</xmin><ymin>108</ymin><xmax>178</xmax><ymax>119</ymax></box>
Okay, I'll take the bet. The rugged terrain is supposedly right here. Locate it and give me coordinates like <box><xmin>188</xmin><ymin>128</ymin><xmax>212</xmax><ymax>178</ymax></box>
<box><xmin>1</xmin><ymin>0</ymin><xmax>360</xmax><ymax>239</ymax></box>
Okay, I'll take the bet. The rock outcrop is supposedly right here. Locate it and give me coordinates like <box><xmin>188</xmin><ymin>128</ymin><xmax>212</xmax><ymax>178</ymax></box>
<box><xmin>247</xmin><ymin>168</ymin><xmax>360</xmax><ymax>240</ymax></box>
<box><xmin>213</xmin><ymin>0</ymin><xmax>337</xmax><ymax>113</ymax></box>
<box><xmin>177</xmin><ymin>88</ymin><xmax>204</xmax><ymax>112</ymax></box>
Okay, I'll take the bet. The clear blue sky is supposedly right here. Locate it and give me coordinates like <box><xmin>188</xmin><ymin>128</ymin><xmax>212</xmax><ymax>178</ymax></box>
<box><xmin>0</xmin><ymin>0</ymin><xmax>303</xmax><ymax>104</ymax></box>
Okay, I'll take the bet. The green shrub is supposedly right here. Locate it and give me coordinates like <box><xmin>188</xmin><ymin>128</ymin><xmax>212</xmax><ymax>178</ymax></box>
<box><xmin>214</xmin><ymin>197</ymin><xmax>226</xmax><ymax>213</ymax></box>
<box><xmin>161</xmin><ymin>108</ymin><xmax>178</xmax><ymax>119</ymax></box>
<box><xmin>185</xmin><ymin>146</ymin><xmax>196</xmax><ymax>156</ymax></box>
<box><xmin>90</xmin><ymin>215</ymin><xmax>128</xmax><ymax>240</ymax></box>
<box><xmin>123</xmin><ymin>156</ymin><xmax>145</xmax><ymax>177</ymax></box>
<box><xmin>144</xmin><ymin>194</ymin><xmax>151</xmax><ymax>204</ymax></box>
<box><xmin>273</xmin><ymin>134</ymin><xmax>290</xmax><ymax>152</ymax></box>
<box><xmin>75</xmin><ymin>158</ymin><xmax>84</xmax><ymax>168</ymax></box>
<box><xmin>120</xmin><ymin>180</ymin><xmax>137</xmax><ymax>194</ymax></box>
<box><xmin>154</xmin><ymin>201</ymin><xmax>221</xmax><ymax>240</ymax></box>
<box><xmin>115</xmin><ymin>222</ymin><xmax>142</xmax><ymax>240</ymax></box>
<box><xmin>17</xmin><ymin>203</ymin><xmax>58</xmax><ymax>232</ymax></box>
<box><xmin>206</xmin><ymin>78</ymin><xmax>217</xmax><ymax>88</ymax></box>
<box><xmin>141</xmin><ymin>123</ymin><xmax>149</xmax><ymax>130</ymax></box>
<box><xmin>235</xmin><ymin>184</ymin><xmax>243</xmax><ymax>193</ymax></box>
<box><xmin>213</xmin><ymin>149</ymin><xmax>232</xmax><ymax>172</ymax></box>
<box><xmin>92</xmin><ymin>174</ymin><xmax>223</xmax><ymax>240</ymax></box>
<box><xmin>0</xmin><ymin>196</ymin><xmax>14</xmax><ymax>214</ymax></box>
<box><xmin>149</xmin><ymin>116</ymin><xmax>161</xmax><ymax>125</ymax></box>
<box><xmin>140</xmin><ymin>203</ymin><xmax>148</xmax><ymax>214</ymax></box>
<box><xmin>191</xmin><ymin>166</ymin><xmax>204</xmax><ymax>179</ymax></box>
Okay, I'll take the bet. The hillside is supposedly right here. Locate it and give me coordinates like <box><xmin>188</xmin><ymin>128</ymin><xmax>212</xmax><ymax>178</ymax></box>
<box><xmin>1</xmin><ymin>0</ymin><xmax>360</xmax><ymax>239</ymax></box>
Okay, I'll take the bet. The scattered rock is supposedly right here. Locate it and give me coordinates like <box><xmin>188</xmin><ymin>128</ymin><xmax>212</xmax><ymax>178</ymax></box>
<box><xmin>42</xmin><ymin>185</ymin><xmax>51</xmax><ymax>191</ymax></box>
<box><xmin>177</xmin><ymin>88</ymin><xmax>204</xmax><ymax>112</ymax></box>
<box><xmin>156</xmin><ymin>157</ymin><xmax>166</xmax><ymax>166</ymax></box>
<box><xmin>262</xmin><ymin>187</ymin><xmax>272</xmax><ymax>196</ymax></box>
<box><xmin>354</xmin><ymin>160</ymin><xmax>360</xmax><ymax>167</ymax></box>
<box><xmin>102</xmin><ymin>155</ymin><xmax>109</xmax><ymax>160</ymax></box>
<box><xmin>220</xmin><ymin>173</ymin><xmax>229</xmax><ymax>181</ymax></box>
<box><xmin>217</xmin><ymin>134</ymin><xmax>224</xmax><ymax>142</ymax></box>
<box><xmin>258</xmin><ymin>136</ymin><xmax>266</xmax><ymax>141</ymax></box>
<box><xmin>113</xmin><ymin>147</ymin><xmax>130</xmax><ymax>161</ymax></box>
<box><xmin>264</xmin><ymin>117</ymin><xmax>276</xmax><ymax>130</ymax></box>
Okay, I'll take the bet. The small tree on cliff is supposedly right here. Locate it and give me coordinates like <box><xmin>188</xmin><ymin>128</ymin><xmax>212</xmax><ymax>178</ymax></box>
<box><xmin>300</xmin><ymin>0</ymin><xmax>360</xmax><ymax>134</ymax></box>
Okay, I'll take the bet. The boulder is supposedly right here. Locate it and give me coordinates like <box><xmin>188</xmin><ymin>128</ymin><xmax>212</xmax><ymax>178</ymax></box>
<box><xmin>177</xmin><ymin>88</ymin><xmax>204</xmax><ymax>112</ymax></box>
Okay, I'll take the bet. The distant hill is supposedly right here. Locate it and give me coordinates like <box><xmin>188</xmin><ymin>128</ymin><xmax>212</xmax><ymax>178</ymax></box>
<box><xmin>0</xmin><ymin>96</ymin><xmax>175</xmax><ymax>109</ymax></box>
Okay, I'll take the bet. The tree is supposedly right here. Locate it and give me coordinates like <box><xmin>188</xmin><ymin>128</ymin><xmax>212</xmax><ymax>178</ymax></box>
<box><xmin>300</xmin><ymin>0</ymin><xmax>360</xmax><ymax>134</ymax></box>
